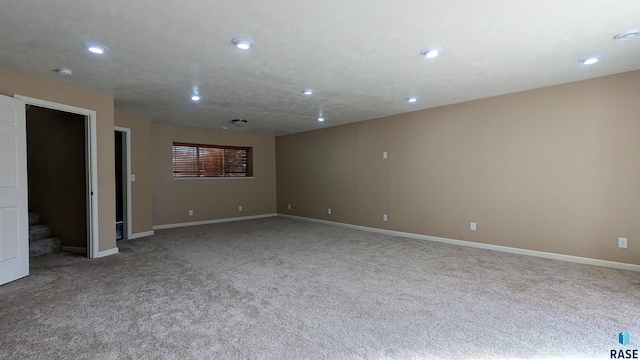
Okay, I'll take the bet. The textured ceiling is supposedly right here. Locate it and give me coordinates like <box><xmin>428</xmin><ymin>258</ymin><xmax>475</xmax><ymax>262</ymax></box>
<box><xmin>1</xmin><ymin>1</ymin><xmax>639</xmax><ymax>135</ymax></box>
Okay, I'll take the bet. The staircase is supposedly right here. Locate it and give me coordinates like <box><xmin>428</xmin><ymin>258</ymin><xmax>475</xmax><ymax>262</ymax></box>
<box><xmin>29</xmin><ymin>212</ymin><xmax>61</xmax><ymax>257</ymax></box>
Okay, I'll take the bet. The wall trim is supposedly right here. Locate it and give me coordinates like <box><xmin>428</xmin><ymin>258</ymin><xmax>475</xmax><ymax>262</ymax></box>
<box><xmin>173</xmin><ymin>177</ymin><xmax>255</xmax><ymax>181</ymax></box>
<box><xmin>60</xmin><ymin>246</ymin><xmax>87</xmax><ymax>254</ymax></box>
<box><xmin>153</xmin><ymin>213</ymin><xmax>277</xmax><ymax>230</ymax></box>
<box><xmin>278</xmin><ymin>214</ymin><xmax>640</xmax><ymax>272</ymax></box>
<box><xmin>96</xmin><ymin>247</ymin><xmax>119</xmax><ymax>258</ymax></box>
<box><xmin>129</xmin><ymin>230</ymin><xmax>155</xmax><ymax>239</ymax></box>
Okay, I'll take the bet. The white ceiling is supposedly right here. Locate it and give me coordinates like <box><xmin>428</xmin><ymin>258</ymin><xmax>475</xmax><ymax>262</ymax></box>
<box><xmin>1</xmin><ymin>1</ymin><xmax>639</xmax><ymax>135</ymax></box>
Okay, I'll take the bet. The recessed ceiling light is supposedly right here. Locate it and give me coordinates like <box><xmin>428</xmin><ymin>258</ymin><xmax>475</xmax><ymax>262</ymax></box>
<box><xmin>407</xmin><ymin>97</ymin><xmax>418</xmax><ymax>103</ymax></box>
<box><xmin>83</xmin><ymin>43</ymin><xmax>108</xmax><ymax>54</ymax></box>
<box><xmin>579</xmin><ymin>57</ymin><xmax>599</xmax><ymax>65</ymax></box>
<box><xmin>191</xmin><ymin>94</ymin><xmax>201</xmax><ymax>101</ymax></box>
<box><xmin>613</xmin><ymin>29</ymin><xmax>640</xmax><ymax>41</ymax></box>
<box><xmin>56</xmin><ymin>68</ymin><xmax>73</xmax><ymax>76</ymax></box>
<box><xmin>317</xmin><ymin>116</ymin><xmax>325</xmax><ymax>122</ymax></box>
<box><xmin>232</xmin><ymin>37</ymin><xmax>254</xmax><ymax>50</ymax></box>
<box><xmin>301</xmin><ymin>89</ymin><xmax>313</xmax><ymax>95</ymax></box>
<box><xmin>420</xmin><ymin>48</ymin><xmax>440</xmax><ymax>58</ymax></box>
<box><xmin>221</xmin><ymin>126</ymin><xmax>229</xmax><ymax>130</ymax></box>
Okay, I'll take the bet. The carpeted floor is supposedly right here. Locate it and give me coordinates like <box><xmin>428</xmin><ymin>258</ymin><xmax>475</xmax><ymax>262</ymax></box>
<box><xmin>1</xmin><ymin>217</ymin><xmax>638</xmax><ymax>359</ymax></box>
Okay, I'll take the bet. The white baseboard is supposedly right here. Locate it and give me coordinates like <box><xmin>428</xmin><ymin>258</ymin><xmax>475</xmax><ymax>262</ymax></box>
<box><xmin>61</xmin><ymin>246</ymin><xmax>86</xmax><ymax>254</ymax></box>
<box><xmin>128</xmin><ymin>230</ymin><xmax>154</xmax><ymax>239</ymax></box>
<box><xmin>278</xmin><ymin>214</ymin><xmax>640</xmax><ymax>272</ymax></box>
<box><xmin>153</xmin><ymin>213</ymin><xmax>277</xmax><ymax>230</ymax></box>
<box><xmin>96</xmin><ymin>247</ymin><xmax>119</xmax><ymax>258</ymax></box>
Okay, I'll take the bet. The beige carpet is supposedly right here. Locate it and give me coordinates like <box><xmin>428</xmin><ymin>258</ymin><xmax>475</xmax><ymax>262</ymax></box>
<box><xmin>1</xmin><ymin>217</ymin><xmax>638</xmax><ymax>359</ymax></box>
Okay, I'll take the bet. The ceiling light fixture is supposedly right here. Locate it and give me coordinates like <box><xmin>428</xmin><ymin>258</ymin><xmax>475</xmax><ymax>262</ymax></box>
<box><xmin>232</xmin><ymin>37</ymin><xmax>254</xmax><ymax>50</ymax></box>
<box><xmin>420</xmin><ymin>48</ymin><xmax>440</xmax><ymax>58</ymax></box>
<box><xmin>301</xmin><ymin>89</ymin><xmax>314</xmax><ymax>95</ymax></box>
<box><xmin>232</xmin><ymin>119</ymin><xmax>248</xmax><ymax>127</ymax></box>
<box><xmin>221</xmin><ymin>126</ymin><xmax>229</xmax><ymax>130</ymax></box>
<box><xmin>191</xmin><ymin>86</ymin><xmax>201</xmax><ymax>101</ymax></box>
<box><xmin>407</xmin><ymin>97</ymin><xmax>418</xmax><ymax>103</ymax></box>
<box><xmin>83</xmin><ymin>43</ymin><xmax>108</xmax><ymax>54</ymax></box>
<box><xmin>317</xmin><ymin>116</ymin><xmax>325</xmax><ymax>122</ymax></box>
<box><xmin>613</xmin><ymin>29</ymin><xmax>640</xmax><ymax>41</ymax></box>
<box><xmin>579</xmin><ymin>57</ymin><xmax>599</xmax><ymax>65</ymax></box>
<box><xmin>56</xmin><ymin>68</ymin><xmax>73</xmax><ymax>76</ymax></box>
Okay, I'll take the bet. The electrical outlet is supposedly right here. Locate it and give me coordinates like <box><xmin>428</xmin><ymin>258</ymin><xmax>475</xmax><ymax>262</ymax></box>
<box><xmin>238</xmin><ymin>206</ymin><xmax>243</xmax><ymax>212</ymax></box>
<box><xmin>131</xmin><ymin>174</ymin><xmax>136</xmax><ymax>181</ymax></box>
<box><xmin>470</xmin><ymin>222</ymin><xmax>476</xmax><ymax>231</ymax></box>
<box><xmin>188</xmin><ymin>210</ymin><xmax>193</xmax><ymax>216</ymax></box>
<box><xmin>383</xmin><ymin>151</ymin><xmax>388</xmax><ymax>159</ymax></box>
<box><xmin>328</xmin><ymin>208</ymin><xmax>332</xmax><ymax>215</ymax></box>
<box><xmin>288</xmin><ymin>204</ymin><xmax>291</xmax><ymax>210</ymax></box>
<box><xmin>383</xmin><ymin>214</ymin><xmax>388</xmax><ymax>222</ymax></box>
<box><xmin>618</xmin><ymin>237</ymin><xmax>628</xmax><ymax>249</ymax></box>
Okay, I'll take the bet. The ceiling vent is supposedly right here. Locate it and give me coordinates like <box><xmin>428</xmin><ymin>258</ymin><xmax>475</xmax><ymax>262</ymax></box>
<box><xmin>231</xmin><ymin>119</ymin><xmax>248</xmax><ymax>127</ymax></box>
<box><xmin>613</xmin><ymin>29</ymin><xmax>640</xmax><ymax>41</ymax></box>
<box><xmin>56</xmin><ymin>68</ymin><xmax>73</xmax><ymax>76</ymax></box>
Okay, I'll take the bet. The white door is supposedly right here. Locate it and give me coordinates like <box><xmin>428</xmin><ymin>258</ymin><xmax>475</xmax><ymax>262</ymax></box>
<box><xmin>0</xmin><ymin>94</ymin><xmax>28</xmax><ymax>285</ymax></box>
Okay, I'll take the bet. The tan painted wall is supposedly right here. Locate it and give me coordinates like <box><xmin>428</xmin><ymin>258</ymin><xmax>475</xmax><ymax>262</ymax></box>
<box><xmin>27</xmin><ymin>107</ymin><xmax>87</xmax><ymax>248</ymax></box>
<box><xmin>277</xmin><ymin>70</ymin><xmax>640</xmax><ymax>265</ymax></box>
<box><xmin>114</xmin><ymin>110</ymin><xmax>153</xmax><ymax>235</ymax></box>
<box><xmin>0</xmin><ymin>67</ymin><xmax>116</xmax><ymax>252</ymax></box>
<box><xmin>152</xmin><ymin>124</ymin><xmax>276</xmax><ymax>226</ymax></box>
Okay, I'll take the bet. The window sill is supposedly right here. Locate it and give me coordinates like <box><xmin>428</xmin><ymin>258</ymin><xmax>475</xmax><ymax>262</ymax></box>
<box><xmin>173</xmin><ymin>177</ymin><xmax>254</xmax><ymax>180</ymax></box>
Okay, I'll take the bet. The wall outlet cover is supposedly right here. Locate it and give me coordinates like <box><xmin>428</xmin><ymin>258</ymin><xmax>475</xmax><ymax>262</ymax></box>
<box><xmin>618</xmin><ymin>237</ymin><xmax>628</xmax><ymax>249</ymax></box>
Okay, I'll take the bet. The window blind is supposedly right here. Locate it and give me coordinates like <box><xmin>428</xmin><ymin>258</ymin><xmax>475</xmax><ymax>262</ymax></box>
<box><xmin>172</xmin><ymin>142</ymin><xmax>253</xmax><ymax>178</ymax></box>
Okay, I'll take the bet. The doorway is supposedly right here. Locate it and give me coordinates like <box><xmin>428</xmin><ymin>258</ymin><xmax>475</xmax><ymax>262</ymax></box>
<box><xmin>26</xmin><ymin>106</ymin><xmax>88</xmax><ymax>255</ymax></box>
<box><xmin>114</xmin><ymin>127</ymin><xmax>131</xmax><ymax>240</ymax></box>
<box><xmin>16</xmin><ymin>95</ymin><xmax>100</xmax><ymax>258</ymax></box>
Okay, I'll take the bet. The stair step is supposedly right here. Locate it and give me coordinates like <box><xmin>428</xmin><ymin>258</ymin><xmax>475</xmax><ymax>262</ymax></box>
<box><xmin>28</xmin><ymin>212</ymin><xmax>39</xmax><ymax>226</ymax></box>
<box><xmin>29</xmin><ymin>237</ymin><xmax>61</xmax><ymax>257</ymax></box>
<box><xmin>29</xmin><ymin>224</ymin><xmax>50</xmax><ymax>241</ymax></box>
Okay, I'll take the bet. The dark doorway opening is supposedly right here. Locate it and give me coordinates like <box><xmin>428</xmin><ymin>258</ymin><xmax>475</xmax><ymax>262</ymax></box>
<box><xmin>26</xmin><ymin>106</ymin><xmax>88</xmax><ymax>256</ymax></box>
<box><xmin>115</xmin><ymin>130</ymin><xmax>127</xmax><ymax>240</ymax></box>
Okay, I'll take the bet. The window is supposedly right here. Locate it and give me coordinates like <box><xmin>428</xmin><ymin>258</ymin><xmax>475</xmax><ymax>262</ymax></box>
<box><xmin>172</xmin><ymin>142</ymin><xmax>253</xmax><ymax>178</ymax></box>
